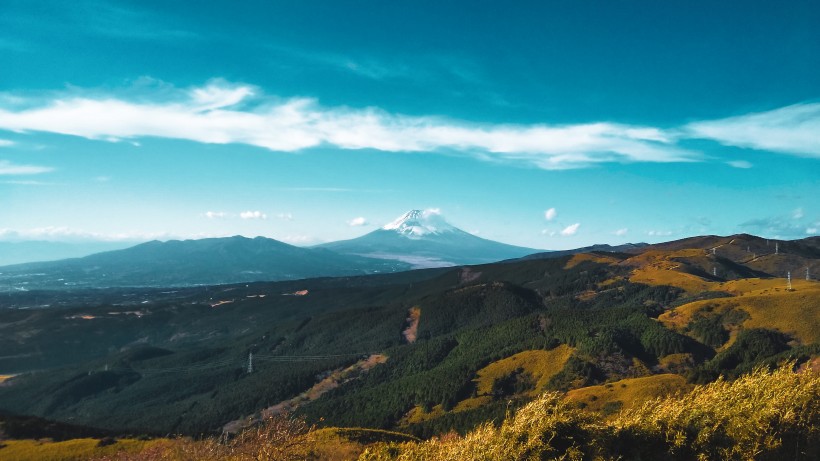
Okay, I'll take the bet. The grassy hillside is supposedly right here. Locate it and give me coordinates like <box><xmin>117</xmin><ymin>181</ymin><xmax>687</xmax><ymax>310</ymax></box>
<box><xmin>565</xmin><ymin>373</ymin><xmax>690</xmax><ymax>414</ymax></box>
<box><xmin>361</xmin><ymin>364</ymin><xmax>819</xmax><ymax>461</ymax></box>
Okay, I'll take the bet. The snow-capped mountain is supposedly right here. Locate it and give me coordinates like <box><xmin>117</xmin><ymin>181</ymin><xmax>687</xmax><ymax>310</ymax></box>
<box><xmin>382</xmin><ymin>209</ymin><xmax>458</xmax><ymax>238</ymax></box>
<box><xmin>317</xmin><ymin>209</ymin><xmax>542</xmax><ymax>268</ymax></box>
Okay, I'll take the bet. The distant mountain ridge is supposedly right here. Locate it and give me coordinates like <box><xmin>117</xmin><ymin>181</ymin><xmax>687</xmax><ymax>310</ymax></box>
<box><xmin>0</xmin><ymin>236</ymin><xmax>410</xmax><ymax>290</ymax></box>
<box><xmin>317</xmin><ymin>209</ymin><xmax>542</xmax><ymax>268</ymax></box>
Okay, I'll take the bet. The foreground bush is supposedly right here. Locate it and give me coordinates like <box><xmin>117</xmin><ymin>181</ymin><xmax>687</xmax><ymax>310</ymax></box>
<box><xmin>94</xmin><ymin>414</ymin><xmax>314</xmax><ymax>461</ymax></box>
<box><xmin>360</xmin><ymin>362</ymin><xmax>819</xmax><ymax>461</ymax></box>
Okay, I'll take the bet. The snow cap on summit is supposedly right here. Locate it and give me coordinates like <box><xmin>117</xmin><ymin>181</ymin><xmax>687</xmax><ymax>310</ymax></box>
<box><xmin>382</xmin><ymin>209</ymin><xmax>457</xmax><ymax>238</ymax></box>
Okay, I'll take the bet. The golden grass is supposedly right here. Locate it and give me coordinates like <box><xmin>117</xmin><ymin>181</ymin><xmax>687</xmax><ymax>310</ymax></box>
<box><xmin>360</xmin><ymin>364</ymin><xmax>820</xmax><ymax>461</ymax></box>
<box><xmin>400</xmin><ymin>404</ymin><xmax>446</xmax><ymax>425</ymax></box>
<box><xmin>307</xmin><ymin>428</ymin><xmax>420</xmax><ymax>461</ymax></box>
<box><xmin>624</xmin><ymin>249</ymin><xmax>715</xmax><ymax>293</ymax></box>
<box><xmin>659</xmin><ymin>282</ymin><xmax>820</xmax><ymax>345</ymax></box>
<box><xmin>0</xmin><ymin>438</ymin><xmax>161</xmax><ymax>461</ymax></box>
<box><xmin>565</xmin><ymin>373</ymin><xmax>691</xmax><ymax>414</ymax></box>
<box><xmin>630</xmin><ymin>266</ymin><xmax>714</xmax><ymax>293</ymax></box>
<box><xmin>400</xmin><ymin>347</ymin><xmax>573</xmax><ymax>425</ymax></box>
<box><xmin>473</xmin><ymin>345</ymin><xmax>574</xmax><ymax>397</ymax></box>
<box><xmin>563</xmin><ymin>253</ymin><xmax>621</xmax><ymax>269</ymax></box>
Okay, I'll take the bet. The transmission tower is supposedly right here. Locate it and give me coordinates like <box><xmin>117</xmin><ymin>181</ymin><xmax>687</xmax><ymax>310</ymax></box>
<box><xmin>787</xmin><ymin>271</ymin><xmax>792</xmax><ymax>290</ymax></box>
<box><xmin>247</xmin><ymin>352</ymin><xmax>254</xmax><ymax>374</ymax></box>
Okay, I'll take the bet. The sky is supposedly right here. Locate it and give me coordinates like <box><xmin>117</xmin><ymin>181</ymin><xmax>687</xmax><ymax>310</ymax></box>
<box><xmin>0</xmin><ymin>0</ymin><xmax>818</xmax><ymax>252</ymax></box>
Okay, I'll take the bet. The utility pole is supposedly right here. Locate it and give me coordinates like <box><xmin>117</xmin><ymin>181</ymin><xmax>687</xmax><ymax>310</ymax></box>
<box><xmin>247</xmin><ymin>352</ymin><xmax>254</xmax><ymax>374</ymax></box>
<box><xmin>807</xmin><ymin>266</ymin><xmax>811</xmax><ymax>281</ymax></box>
<box><xmin>787</xmin><ymin>271</ymin><xmax>792</xmax><ymax>290</ymax></box>
<box><xmin>775</xmin><ymin>242</ymin><xmax>779</xmax><ymax>255</ymax></box>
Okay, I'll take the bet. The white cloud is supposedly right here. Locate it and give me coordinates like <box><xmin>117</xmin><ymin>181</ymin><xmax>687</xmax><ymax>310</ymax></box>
<box><xmin>280</xmin><ymin>234</ymin><xmax>314</xmax><ymax>245</ymax></box>
<box><xmin>544</xmin><ymin>208</ymin><xmax>557</xmax><ymax>221</ymax></box>
<box><xmin>560</xmin><ymin>223</ymin><xmax>580</xmax><ymax>236</ymax></box>
<box><xmin>614</xmin><ymin>228</ymin><xmax>628</xmax><ymax>236</ymax></box>
<box><xmin>0</xmin><ymin>81</ymin><xmax>701</xmax><ymax>170</ymax></box>
<box><xmin>647</xmin><ymin>230</ymin><xmax>674</xmax><ymax>236</ymax></box>
<box><xmin>727</xmin><ymin>160</ymin><xmax>753</xmax><ymax>169</ymax></box>
<box><xmin>204</xmin><ymin>211</ymin><xmax>227</xmax><ymax>219</ymax></box>
<box><xmin>687</xmin><ymin>103</ymin><xmax>820</xmax><ymax>158</ymax></box>
<box><xmin>740</xmin><ymin>215</ymin><xmax>813</xmax><ymax>239</ymax></box>
<box><xmin>807</xmin><ymin>227</ymin><xmax>818</xmax><ymax>235</ymax></box>
<box><xmin>190</xmin><ymin>82</ymin><xmax>254</xmax><ymax>111</ymax></box>
<box><xmin>276</xmin><ymin>212</ymin><xmax>293</xmax><ymax>221</ymax></box>
<box><xmin>0</xmin><ymin>226</ymin><xmax>215</xmax><ymax>242</ymax></box>
<box><xmin>0</xmin><ymin>160</ymin><xmax>54</xmax><ymax>175</ymax></box>
<box><xmin>240</xmin><ymin>210</ymin><xmax>267</xmax><ymax>220</ymax></box>
<box><xmin>0</xmin><ymin>179</ymin><xmax>56</xmax><ymax>186</ymax></box>
<box><xmin>0</xmin><ymin>139</ymin><xmax>14</xmax><ymax>147</ymax></box>
<box><xmin>347</xmin><ymin>216</ymin><xmax>368</xmax><ymax>226</ymax></box>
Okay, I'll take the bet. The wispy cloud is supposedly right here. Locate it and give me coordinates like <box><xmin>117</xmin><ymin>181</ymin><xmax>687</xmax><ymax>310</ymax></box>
<box><xmin>0</xmin><ymin>226</ymin><xmax>215</xmax><ymax>242</ymax></box>
<box><xmin>204</xmin><ymin>211</ymin><xmax>227</xmax><ymax>219</ymax></box>
<box><xmin>0</xmin><ymin>160</ymin><xmax>54</xmax><ymax>175</ymax></box>
<box><xmin>0</xmin><ymin>81</ymin><xmax>700</xmax><ymax>170</ymax></box>
<box><xmin>278</xmin><ymin>187</ymin><xmax>354</xmax><ymax>192</ymax></box>
<box><xmin>614</xmin><ymin>228</ymin><xmax>628</xmax><ymax>236</ymax></box>
<box><xmin>560</xmin><ymin>223</ymin><xmax>580</xmax><ymax>236</ymax></box>
<box><xmin>347</xmin><ymin>216</ymin><xmax>368</xmax><ymax>226</ymax></box>
<box><xmin>740</xmin><ymin>209</ymin><xmax>814</xmax><ymax>239</ymax></box>
<box><xmin>0</xmin><ymin>179</ymin><xmax>58</xmax><ymax>186</ymax></box>
<box><xmin>647</xmin><ymin>230</ymin><xmax>674</xmax><ymax>236</ymax></box>
<box><xmin>240</xmin><ymin>211</ymin><xmax>267</xmax><ymax>220</ymax></box>
<box><xmin>687</xmin><ymin>103</ymin><xmax>820</xmax><ymax>158</ymax></box>
<box><xmin>727</xmin><ymin>160</ymin><xmax>753</xmax><ymax>169</ymax></box>
<box><xmin>544</xmin><ymin>208</ymin><xmax>557</xmax><ymax>221</ymax></box>
<box><xmin>276</xmin><ymin>212</ymin><xmax>293</xmax><ymax>221</ymax></box>
<box><xmin>280</xmin><ymin>234</ymin><xmax>315</xmax><ymax>245</ymax></box>
<box><xmin>0</xmin><ymin>139</ymin><xmax>14</xmax><ymax>147</ymax></box>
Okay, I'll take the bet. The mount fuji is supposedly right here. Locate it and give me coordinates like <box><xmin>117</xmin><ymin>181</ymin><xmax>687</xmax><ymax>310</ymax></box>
<box><xmin>316</xmin><ymin>210</ymin><xmax>542</xmax><ymax>268</ymax></box>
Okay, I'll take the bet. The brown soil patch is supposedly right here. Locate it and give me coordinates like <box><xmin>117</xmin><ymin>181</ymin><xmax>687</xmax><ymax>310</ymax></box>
<box><xmin>402</xmin><ymin>307</ymin><xmax>421</xmax><ymax>343</ymax></box>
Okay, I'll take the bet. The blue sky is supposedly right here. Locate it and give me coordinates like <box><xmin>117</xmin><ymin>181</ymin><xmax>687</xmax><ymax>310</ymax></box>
<box><xmin>0</xmin><ymin>0</ymin><xmax>818</xmax><ymax>251</ymax></box>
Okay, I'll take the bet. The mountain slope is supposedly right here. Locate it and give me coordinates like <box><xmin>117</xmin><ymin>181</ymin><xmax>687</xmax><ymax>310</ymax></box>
<box><xmin>317</xmin><ymin>210</ymin><xmax>542</xmax><ymax>267</ymax></box>
<box><xmin>0</xmin><ymin>236</ymin><xmax>410</xmax><ymax>289</ymax></box>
